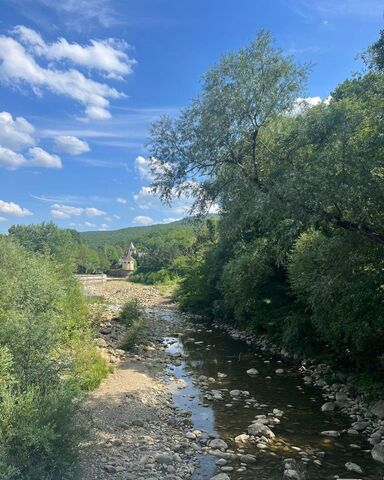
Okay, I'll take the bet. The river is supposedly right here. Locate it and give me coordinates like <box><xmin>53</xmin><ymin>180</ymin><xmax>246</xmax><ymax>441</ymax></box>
<box><xmin>158</xmin><ymin>308</ymin><xmax>384</xmax><ymax>480</ymax></box>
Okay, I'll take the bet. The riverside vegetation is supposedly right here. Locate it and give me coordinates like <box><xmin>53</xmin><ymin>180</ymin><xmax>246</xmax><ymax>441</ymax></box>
<box><xmin>147</xmin><ymin>30</ymin><xmax>384</xmax><ymax>393</ymax></box>
<box><xmin>0</xmin><ymin>236</ymin><xmax>110</xmax><ymax>479</ymax></box>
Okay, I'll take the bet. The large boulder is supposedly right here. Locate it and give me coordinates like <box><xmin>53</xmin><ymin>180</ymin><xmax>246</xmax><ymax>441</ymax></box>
<box><xmin>371</xmin><ymin>400</ymin><xmax>384</xmax><ymax>419</ymax></box>
<box><xmin>372</xmin><ymin>441</ymin><xmax>384</xmax><ymax>464</ymax></box>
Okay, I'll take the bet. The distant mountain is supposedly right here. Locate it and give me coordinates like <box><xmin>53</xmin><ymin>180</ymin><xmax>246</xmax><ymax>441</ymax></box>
<box><xmin>80</xmin><ymin>218</ymin><xmax>195</xmax><ymax>248</ymax></box>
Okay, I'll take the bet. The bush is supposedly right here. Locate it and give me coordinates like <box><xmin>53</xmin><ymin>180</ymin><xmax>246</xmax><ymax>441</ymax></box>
<box><xmin>118</xmin><ymin>298</ymin><xmax>143</xmax><ymax>327</ymax></box>
<box><xmin>0</xmin><ymin>237</ymin><xmax>108</xmax><ymax>478</ymax></box>
<box><xmin>118</xmin><ymin>299</ymin><xmax>146</xmax><ymax>350</ymax></box>
<box><xmin>121</xmin><ymin>318</ymin><xmax>147</xmax><ymax>351</ymax></box>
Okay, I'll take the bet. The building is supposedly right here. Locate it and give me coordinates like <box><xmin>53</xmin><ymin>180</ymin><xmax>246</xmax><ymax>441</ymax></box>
<box><xmin>119</xmin><ymin>242</ymin><xmax>136</xmax><ymax>272</ymax></box>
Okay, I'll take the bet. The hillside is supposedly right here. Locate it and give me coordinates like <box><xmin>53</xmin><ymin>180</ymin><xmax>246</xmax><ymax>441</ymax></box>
<box><xmin>80</xmin><ymin>218</ymin><xmax>194</xmax><ymax>249</ymax></box>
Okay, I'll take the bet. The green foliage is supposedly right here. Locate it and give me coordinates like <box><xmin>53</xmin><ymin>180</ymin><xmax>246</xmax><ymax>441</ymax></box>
<box><xmin>8</xmin><ymin>222</ymin><xmax>108</xmax><ymax>274</ymax></box>
<box><xmin>150</xmin><ymin>31</ymin><xmax>384</xmax><ymax>382</ymax></box>
<box><xmin>0</xmin><ymin>237</ymin><xmax>108</xmax><ymax>478</ymax></box>
<box><xmin>118</xmin><ymin>299</ymin><xmax>146</xmax><ymax>350</ymax></box>
<box><xmin>118</xmin><ymin>298</ymin><xmax>143</xmax><ymax>327</ymax></box>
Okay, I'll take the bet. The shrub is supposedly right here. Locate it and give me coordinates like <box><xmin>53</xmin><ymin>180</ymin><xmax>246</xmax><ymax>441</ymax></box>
<box><xmin>118</xmin><ymin>299</ymin><xmax>146</xmax><ymax>350</ymax></box>
<box><xmin>0</xmin><ymin>237</ymin><xmax>108</xmax><ymax>478</ymax></box>
<box><xmin>121</xmin><ymin>318</ymin><xmax>147</xmax><ymax>351</ymax></box>
<box><xmin>118</xmin><ymin>298</ymin><xmax>143</xmax><ymax>327</ymax></box>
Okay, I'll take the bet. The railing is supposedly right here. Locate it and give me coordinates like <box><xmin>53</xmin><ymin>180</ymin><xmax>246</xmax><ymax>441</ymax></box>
<box><xmin>75</xmin><ymin>274</ymin><xmax>107</xmax><ymax>284</ymax></box>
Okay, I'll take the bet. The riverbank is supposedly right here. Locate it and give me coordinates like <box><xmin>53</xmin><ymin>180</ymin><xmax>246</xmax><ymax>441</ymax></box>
<box><xmin>211</xmin><ymin>321</ymin><xmax>384</xmax><ymax>467</ymax></box>
<box><xmin>80</xmin><ymin>281</ymin><xmax>384</xmax><ymax>480</ymax></box>
<box><xmin>80</xmin><ymin>281</ymin><xmax>198</xmax><ymax>479</ymax></box>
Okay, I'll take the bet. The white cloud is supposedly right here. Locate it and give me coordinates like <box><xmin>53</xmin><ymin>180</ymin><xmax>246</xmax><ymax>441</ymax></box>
<box><xmin>133</xmin><ymin>215</ymin><xmax>153</xmax><ymax>225</ymax></box>
<box><xmin>28</xmin><ymin>147</ymin><xmax>62</xmax><ymax>168</ymax></box>
<box><xmin>0</xmin><ymin>33</ymin><xmax>126</xmax><ymax>120</ymax></box>
<box><xmin>51</xmin><ymin>203</ymin><xmax>83</xmax><ymax>218</ymax></box>
<box><xmin>0</xmin><ymin>200</ymin><xmax>32</xmax><ymax>217</ymax></box>
<box><xmin>290</xmin><ymin>96</ymin><xmax>332</xmax><ymax>116</ymax></box>
<box><xmin>84</xmin><ymin>221</ymin><xmax>96</xmax><ymax>228</ymax></box>
<box><xmin>50</xmin><ymin>204</ymin><xmax>106</xmax><ymax>219</ymax></box>
<box><xmin>0</xmin><ymin>217</ymin><xmax>7</xmax><ymax>222</ymax></box>
<box><xmin>113</xmin><ymin>214</ymin><xmax>121</xmax><ymax>219</ymax></box>
<box><xmin>161</xmin><ymin>217</ymin><xmax>180</xmax><ymax>224</ymax></box>
<box><xmin>54</xmin><ymin>135</ymin><xmax>90</xmax><ymax>155</ymax></box>
<box><xmin>0</xmin><ymin>111</ymin><xmax>35</xmax><ymax>151</ymax></box>
<box><xmin>116</xmin><ymin>197</ymin><xmax>127</xmax><ymax>204</ymax></box>
<box><xmin>0</xmin><ymin>111</ymin><xmax>62</xmax><ymax>170</ymax></box>
<box><xmin>100</xmin><ymin>223</ymin><xmax>109</xmax><ymax>229</ymax></box>
<box><xmin>0</xmin><ymin>146</ymin><xmax>26</xmax><ymax>169</ymax></box>
<box><xmin>85</xmin><ymin>207</ymin><xmax>106</xmax><ymax>217</ymax></box>
<box><xmin>14</xmin><ymin>26</ymin><xmax>136</xmax><ymax>79</ymax></box>
<box><xmin>134</xmin><ymin>186</ymin><xmax>192</xmax><ymax>214</ymax></box>
<box><xmin>135</xmin><ymin>155</ymin><xmax>153</xmax><ymax>180</ymax></box>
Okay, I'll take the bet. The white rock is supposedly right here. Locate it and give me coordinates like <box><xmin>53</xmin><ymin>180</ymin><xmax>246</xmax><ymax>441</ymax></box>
<box><xmin>276</xmin><ymin>368</ymin><xmax>284</xmax><ymax>375</ymax></box>
<box><xmin>321</xmin><ymin>402</ymin><xmax>336</xmax><ymax>412</ymax></box>
<box><xmin>345</xmin><ymin>461</ymin><xmax>363</xmax><ymax>473</ymax></box>
<box><xmin>321</xmin><ymin>430</ymin><xmax>340</xmax><ymax>437</ymax></box>
<box><xmin>371</xmin><ymin>400</ymin><xmax>384</xmax><ymax>419</ymax></box>
<box><xmin>246</xmin><ymin>368</ymin><xmax>259</xmax><ymax>376</ymax></box>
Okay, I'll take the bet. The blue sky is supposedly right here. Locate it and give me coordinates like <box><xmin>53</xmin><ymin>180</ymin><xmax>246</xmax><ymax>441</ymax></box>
<box><xmin>0</xmin><ymin>0</ymin><xmax>382</xmax><ymax>232</ymax></box>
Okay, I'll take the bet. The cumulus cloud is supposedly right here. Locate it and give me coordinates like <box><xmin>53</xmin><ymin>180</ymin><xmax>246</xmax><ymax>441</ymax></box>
<box><xmin>134</xmin><ymin>186</ymin><xmax>192</xmax><ymax>214</ymax></box>
<box><xmin>135</xmin><ymin>155</ymin><xmax>153</xmax><ymax>180</ymax></box>
<box><xmin>14</xmin><ymin>26</ymin><xmax>136</xmax><ymax>79</ymax></box>
<box><xmin>0</xmin><ymin>200</ymin><xmax>32</xmax><ymax>216</ymax></box>
<box><xmin>0</xmin><ymin>217</ymin><xmax>7</xmax><ymax>222</ymax></box>
<box><xmin>54</xmin><ymin>135</ymin><xmax>90</xmax><ymax>155</ymax></box>
<box><xmin>0</xmin><ymin>30</ymin><xmax>129</xmax><ymax>119</ymax></box>
<box><xmin>116</xmin><ymin>197</ymin><xmax>127</xmax><ymax>204</ymax></box>
<box><xmin>85</xmin><ymin>207</ymin><xmax>106</xmax><ymax>217</ymax></box>
<box><xmin>51</xmin><ymin>204</ymin><xmax>83</xmax><ymax>218</ymax></box>
<box><xmin>50</xmin><ymin>203</ymin><xmax>106</xmax><ymax>218</ymax></box>
<box><xmin>84</xmin><ymin>221</ymin><xmax>96</xmax><ymax>228</ymax></box>
<box><xmin>133</xmin><ymin>215</ymin><xmax>153</xmax><ymax>225</ymax></box>
<box><xmin>0</xmin><ymin>111</ymin><xmax>61</xmax><ymax>169</ymax></box>
<box><xmin>28</xmin><ymin>147</ymin><xmax>62</xmax><ymax>168</ymax></box>
<box><xmin>0</xmin><ymin>111</ymin><xmax>35</xmax><ymax>150</ymax></box>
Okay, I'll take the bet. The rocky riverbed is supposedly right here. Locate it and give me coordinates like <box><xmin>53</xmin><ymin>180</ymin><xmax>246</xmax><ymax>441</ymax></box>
<box><xmin>80</xmin><ymin>280</ymin><xmax>384</xmax><ymax>480</ymax></box>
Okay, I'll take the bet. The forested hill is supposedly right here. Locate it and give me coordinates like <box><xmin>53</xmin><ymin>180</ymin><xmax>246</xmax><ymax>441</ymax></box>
<box><xmin>80</xmin><ymin>218</ymin><xmax>192</xmax><ymax>248</ymax></box>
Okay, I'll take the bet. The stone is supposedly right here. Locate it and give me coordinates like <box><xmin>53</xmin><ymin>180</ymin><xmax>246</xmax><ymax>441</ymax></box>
<box><xmin>276</xmin><ymin>368</ymin><xmax>284</xmax><ymax>375</ymax></box>
<box><xmin>103</xmin><ymin>465</ymin><xmax>117</xmax><ymax>473</ymax></box>
<box><xmin>210</xmin><ymin>474</ymin><xmax>230</xmax><ymax>480</ymax></box>
<box><xmin>154</xmin><ymin>453</ymin><xmax>174</xmax><ymax>465</ymax></box>
<box><xmin>234</xmin><ymin>434</ymin><xmax>250</xmax><ymax>444</ymax></box>
<box><xmin>321</xmin><ymin>402</ymin><xmax>336</xmax><ymax>412</ymax></box>
<box><xmin>372</xmin><ymin>441</ymin><xmax>384</xmax><ymax>464</ymax></box>
<box><xmin>283</xmin><ymin>470</ymin><xmax>301</xmax><ymax>480</ymax></box>
<box><xmin>371</xmin><ymin>400</ymin><xmax>384</xmax><ymax>419</ymax></box>
<box><xmin>209</xmin><ymin>438</ymin><xmax>229</xmax><ymax>450</ymax></box>
<box><xmin>320</xmin><ymin>430</ymin><xmax>340</xmax><ymax>437</ymax></box>
<box><xmin>229</xmin><ymin>390</ymin><xmax>241</xmax><ymax>397</ymax></box>
<box><xmin>246</xmin><ymin>368</ymin><xmax>259</xmax><ymax>376</ymax></box>
<box><xmin>248</xmin><ymin>422</ymin><xmax>275</xmax><ymax>439</ymax></box>
<box><xmin>345</xmin><ymin>461</ymin><xmax>363</xmax><ymax>473</ymax></box>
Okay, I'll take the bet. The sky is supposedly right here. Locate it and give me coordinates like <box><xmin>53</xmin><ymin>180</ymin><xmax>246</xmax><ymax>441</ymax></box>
<box><xmin>0</xmin><ymin>0</ymin><xmax>382</xmax><ymax>233</ymax></box>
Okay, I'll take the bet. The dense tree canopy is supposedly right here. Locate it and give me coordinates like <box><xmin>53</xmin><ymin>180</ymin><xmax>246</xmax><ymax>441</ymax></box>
<box><xmin>150</xmin><ymin>31</ymin><xmax>384</xmax><ymax>381</ymax></box>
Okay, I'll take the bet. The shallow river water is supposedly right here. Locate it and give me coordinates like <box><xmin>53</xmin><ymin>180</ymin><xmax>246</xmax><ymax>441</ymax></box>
<box><xmin>159</xmin><ymin>309</ymin><xmax>384</xmax><ymax>480</ymax></box>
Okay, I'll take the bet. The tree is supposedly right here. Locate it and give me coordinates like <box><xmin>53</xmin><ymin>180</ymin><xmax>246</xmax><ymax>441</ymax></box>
<box><xmin>149</xmin><ymin>31</ymin><xmax>308</xmax><ymax>212</ymax></box>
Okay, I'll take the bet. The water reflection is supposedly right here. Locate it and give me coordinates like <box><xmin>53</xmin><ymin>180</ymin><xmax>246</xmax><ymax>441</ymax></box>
<box><xmin>161</xmin><ymin>311</ymin><xmax>383</xmax><ymax>480</ymax></box>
